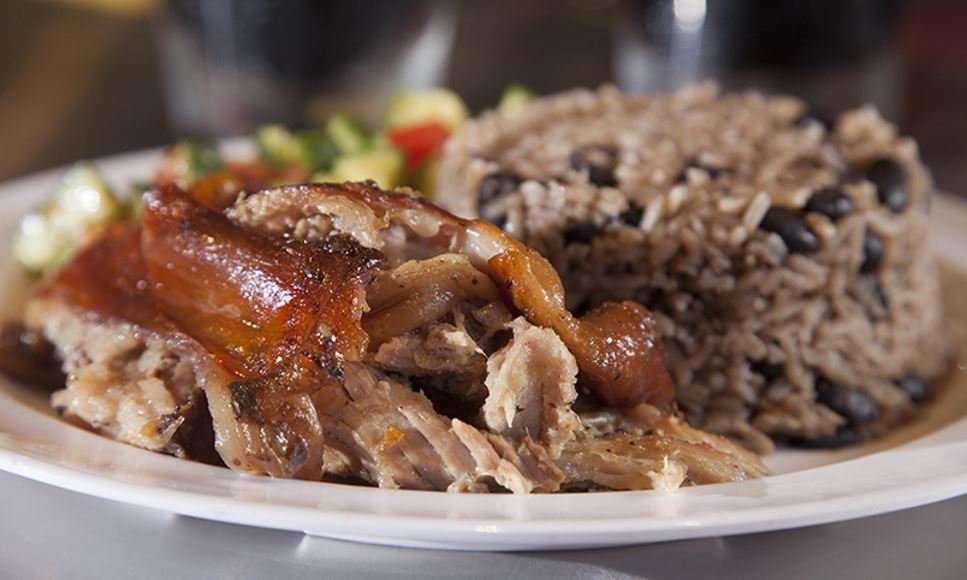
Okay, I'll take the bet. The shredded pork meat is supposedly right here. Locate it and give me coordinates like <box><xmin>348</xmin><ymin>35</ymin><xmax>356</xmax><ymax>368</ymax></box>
<box><xmin>22</xmin><ymin>178</ymin><xmax>769</xmax><ymax>493</ymax></box>
<box><xmin>559</xmin><ymin>415</ymin><xmax>770</xmax><ymax>491</ymax></box>
<box><xmin>482</xmin><ymin>318</ymin><xmax>580</xmax><ymax>458</ymax></box>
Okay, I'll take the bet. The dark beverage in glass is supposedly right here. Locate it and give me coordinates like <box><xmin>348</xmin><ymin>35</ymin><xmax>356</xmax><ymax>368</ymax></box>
<box><xmin>616</xmin><ymin>0</ymin><xmax>905</xmax><ymax>119</ymax></box>
<box><xmin>156</xmin><ymin>0</ymin><xmax>457</xmax><ymax>136</ymax></box>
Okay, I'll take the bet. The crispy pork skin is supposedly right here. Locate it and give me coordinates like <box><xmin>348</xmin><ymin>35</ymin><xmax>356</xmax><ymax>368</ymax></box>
<box><xmin>142</xmin><ymin>186</ymin><xmax>385</xmax><ymax>479</ymax></box>
<box><xmin>25</xmin><ymin>224</ymin><xmax>221</xmax><ymax>460</ymax></box>
<box><xmin>230</xmin><ymin>182</ymin><xmax>675</xmax><ymax>408</ymax></box>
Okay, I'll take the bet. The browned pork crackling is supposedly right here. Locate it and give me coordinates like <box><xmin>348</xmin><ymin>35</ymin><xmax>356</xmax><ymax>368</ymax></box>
<box><xmin>24</xmin><ymin>179</ymin><xmax>767</xmax><ymax>492</ymax></box>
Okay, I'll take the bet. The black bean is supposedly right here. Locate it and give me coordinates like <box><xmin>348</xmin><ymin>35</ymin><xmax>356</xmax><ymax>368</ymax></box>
<box><xmin>796</xmin><ymin>114</ymin><xmax>834</xmax><ymax>131</ymax></box>
<box><xmin>619</xmin><ymin>203</ymin><xmax>644</xmax><ymax>227</ymax></box>
<box><xmin>477</xmin><ymin>171</ymin><xmax>522</xmax><ymax>206</ymax></box>
<box><xmin>486</xmin><ymin>213</ymin><xmax>508</xmax><ymax>230</ymax></box>
<box><xmin>873</xmin><ymin>281</ymin><xmax>889</xmax><ymax>311</ymax></box>
<box><xmin>786</xmin><ymin>427</ymin><xmax>861</xmax><ymax>449</ymax></box>
<box><xmin>867</xmin><ymin>158</ymin><xmax>908</xmax><ymax>213</ymax></box>
<box><xmin>563</xmin><ymin>222</ymin><xmax>602</xmax><ymax>245</ymax></box>
<box><xmin>805</xmin><ymin>187</ymin><xmax>854</xmax><ymax>221</ymax></box>
<box><xmin>570</xmin><ymin>146</ymin><xmax>618</xmax><ymax>187</ymax></box>
<box><xmin>815</xmin><ymin>378</ymin><xmax>879</xmax><ymax>426</ymax></box>
<box><xmin>895</xmin><ymin>374</ymin><xmax>929</xmax><ymax>403</ymax></box>
<box><xmin>759</xmin><ymin>208</ymin><xmax>820</xmax><ymax>254</ymax></box>
<box><xmin>752</xmin><ymin>359</ymin><xmax>785</xmax><ymax>382</ymax></box>
<box><xmin>861</xmin><ymin>230</ymin><xmax>884</xmax><ymax>273</ymax></box>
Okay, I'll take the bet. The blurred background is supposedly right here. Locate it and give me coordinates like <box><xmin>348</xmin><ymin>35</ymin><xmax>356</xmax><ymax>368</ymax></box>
<box><xmin>1</xmin><ymin>0</ymin><xmax>965</xmax><ymax>193</ymax></box>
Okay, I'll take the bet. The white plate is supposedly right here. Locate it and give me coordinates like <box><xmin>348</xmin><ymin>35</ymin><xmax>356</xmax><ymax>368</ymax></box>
<box><xmin>0</xmin><ymin>150</ymin><xmax>966</xmax><ymax>551</ymax></box>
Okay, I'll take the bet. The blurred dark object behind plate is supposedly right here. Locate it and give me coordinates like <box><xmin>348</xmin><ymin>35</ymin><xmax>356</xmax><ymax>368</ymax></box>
<box><xmin>157</xmin><ymin>0</ymin><xmax>456</xmax><ymax>135</ymax></box>
<box><xmin>616</xmin><ymin>0</ymin><xmax>904</xmax><ymax>121</ymax></box>
<box><xmin>0</xmin><ymin>0</ymin><xmax>964</xmax><ymax>196</ymax></box>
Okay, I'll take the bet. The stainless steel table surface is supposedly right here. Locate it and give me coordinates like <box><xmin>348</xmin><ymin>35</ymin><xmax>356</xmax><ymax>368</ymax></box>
<box><xmin>0</xmin><ymin>470</ymin><xmax>964</xmax><ymax>580</ymax></box>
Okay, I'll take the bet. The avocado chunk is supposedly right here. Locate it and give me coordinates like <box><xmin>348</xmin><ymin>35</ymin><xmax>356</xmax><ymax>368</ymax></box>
<box><xmin>414</xmin><ymin>157</ymin><xmax>441</xmax><ymax>200</ymax></box>
<box><xmin>384</xmin><ymin>89</ymin><xmax>469</xmax><ymax>132</ymax></box>
<box><xmin>315</xmin><ymin>148</ymin><xmax>404</xmax><ymax>190</ymax></box>
<box><xmin>256</xmin><ymin>125</ymin><xmax>302</xmax><ymax>167</ymax></box>
<box><xmin>498</xmin><ymin>84</ymin><xmax>535</xmax><ymax>112</ymax></box>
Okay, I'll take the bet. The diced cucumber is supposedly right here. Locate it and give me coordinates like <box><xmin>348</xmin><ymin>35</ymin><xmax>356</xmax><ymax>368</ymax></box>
<box><xmin>126</xmin><ymin>182</ymin><xmax>152</xmax><ymax>220</ymax></box>
<box><xmin>46</xmin><ymin>162</ymin><xmax>123</xmax><ymax>237</ymax></box>
<box><xmin>384</xmin><ymin>89</ymin><xmax>469</xmax><ymax>132</ymax></box>
<box><xmin>498</xmin><ymin>84</ymin><xmax>535</xmax><ymax>112</ymax></box>
<box><xmin>320</xmin><ymin>148</ymin><xmax>404</xmax><ymax>189</ymax></box>
<box><xmin>326</xmin><ymin>114</ymin><xmax>371</xmax><ymax>155</ymax></box>
<box><xmin>12</xmin><ymin>212</ymin><xmax>71</xmax><ymax>273</ymax></box>
<box><xmin>157</xmin><ymin>141</ymin><xmax>224</xmax><ymax>187</ymax></box>
<box><xmin>256</xmin><ymin>125</ymin><xmax>302</xmax><ymax>166</ymax></box>
<box><xmin>12</xmin><ymin>162</ymin><xmax>125</xmax><ymax>273</ymax></box>
<box><xmin>59</xmin><ymin>161</ymin><xmax>111</xmax><ymax>198</ymax></box>
<box><xmin>295</xmin><ymin>131</ymin><xmax>340</xmax><ymax>173</ymax></box>
<box><xmin>257</xmin><ymin>125</ymin><xmax>339</xmax><ymax>173</ymax></box>
<box><xmin>180</xmin><ymin>141</ymin><xmax>223</xmax><ymax>176</ymax></box>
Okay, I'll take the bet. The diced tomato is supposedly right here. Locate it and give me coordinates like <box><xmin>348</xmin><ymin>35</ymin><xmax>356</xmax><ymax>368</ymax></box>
<box><xmin>387</xmin><ymin>123</ymin><xmax>451</xmax><ymax>171</ymax></box>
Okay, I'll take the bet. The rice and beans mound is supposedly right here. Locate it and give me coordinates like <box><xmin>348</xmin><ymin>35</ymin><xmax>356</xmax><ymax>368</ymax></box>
<box><xmin>436</xmin><ymin>85</ymin><xmax>948</xmax><ymax>452</ymax></box>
